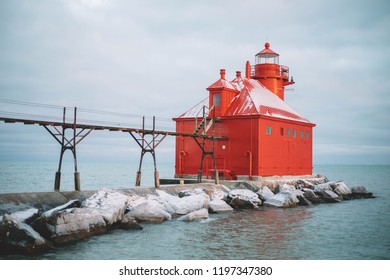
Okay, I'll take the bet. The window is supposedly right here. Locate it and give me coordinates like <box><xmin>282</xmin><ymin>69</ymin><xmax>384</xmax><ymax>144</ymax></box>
<box><xmin>213</xmin><ymin>94</ymin><xmax>220</xmax><ymax>106</ymax></box>
<box><xmin>280</xmin><ymin>127</ymin><xmax>284</xmax><ymax>136</ymax></box>
<box><xmin>293</xmin><ymin>129</ymin><xmax>297</xmax><ymax>138</ymax></box>
<box><xmin>286</xmin><ymin>128</ymin><xmax>290</xmax><ymax>137</ymax></box>
<box><xmin>300</xmin><ymin>130</ymin><xmax>304</xmax><ymax>139</ymax></box>
<box><xmin>266</xmin><ymin>126</ymin><xmax>272</xmax><ymax>135</ymax></box>
<box><xmin>306</xmin><ymin>131</ymin><xmax>310</xmax><ymax>139</ymax></box>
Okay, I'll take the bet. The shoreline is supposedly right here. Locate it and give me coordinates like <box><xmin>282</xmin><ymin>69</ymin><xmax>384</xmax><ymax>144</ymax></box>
<box><xmin>0</xmin><ymin>174</ymin><xmax>375</xmax><ymax>256</ymax></box>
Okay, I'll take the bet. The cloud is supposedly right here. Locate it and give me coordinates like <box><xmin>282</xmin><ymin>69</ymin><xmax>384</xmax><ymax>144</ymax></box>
<box><xmin>0</xmin><ymin>0</ymin><xmax>389</xmax><ymax>165</ymax></box>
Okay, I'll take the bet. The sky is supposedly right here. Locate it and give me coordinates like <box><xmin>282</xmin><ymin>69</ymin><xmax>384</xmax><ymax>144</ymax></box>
<box><xmin>0</xmin><ymin>0</ymin><xmax>389</xmax><ymax>168</ymax></box>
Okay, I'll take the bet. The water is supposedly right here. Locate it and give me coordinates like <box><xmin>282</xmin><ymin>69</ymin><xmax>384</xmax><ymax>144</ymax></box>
<box><xmin>1</xmin><ymin>163</ymin><xmax>389</xmax><ymax>260</ymax></box>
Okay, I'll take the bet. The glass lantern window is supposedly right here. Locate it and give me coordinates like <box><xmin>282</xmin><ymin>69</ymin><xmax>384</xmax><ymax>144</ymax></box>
<box><xmin>256</xmin><ymin>54</ymin><xmax>279</xmax><ymax>64</ymax></box>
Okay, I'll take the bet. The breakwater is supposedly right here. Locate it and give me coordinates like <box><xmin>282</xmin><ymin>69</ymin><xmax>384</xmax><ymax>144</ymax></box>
<box><xmin>0</xmin><ymin>175</ymin><xmax>374</xmax><ymax>256</ymax></box>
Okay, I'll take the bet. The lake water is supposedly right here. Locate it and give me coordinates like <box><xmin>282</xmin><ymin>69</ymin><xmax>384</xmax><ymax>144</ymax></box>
<box><xmin>0</xmin><ymin>163</ymin><xmax>389</xmax><ymax>260</ymax></box>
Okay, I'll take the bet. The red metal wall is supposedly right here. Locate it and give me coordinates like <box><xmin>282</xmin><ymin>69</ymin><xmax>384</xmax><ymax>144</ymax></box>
<box><xmin>258</xmin><ymin>117</ymin><xmax>313</xmax><ymax>176</ymax></box>
<box><xmin>175</xmin><ymin>116</ymin><xmax>313</xmax><ymax>178</ymax></box>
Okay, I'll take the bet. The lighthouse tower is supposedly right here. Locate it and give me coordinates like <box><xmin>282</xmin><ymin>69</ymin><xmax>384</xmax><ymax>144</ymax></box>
<box><xmin>249</xmin><ymin>42</ymin><xmax>294</xmax><ymax>100</ymax></box>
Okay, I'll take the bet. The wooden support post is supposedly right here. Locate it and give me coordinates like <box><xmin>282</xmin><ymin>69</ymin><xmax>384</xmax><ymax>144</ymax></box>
<box><xmin>74</xmin><ymin>172</ymin><xmax>80</xmax><ymax>191</ymax></box>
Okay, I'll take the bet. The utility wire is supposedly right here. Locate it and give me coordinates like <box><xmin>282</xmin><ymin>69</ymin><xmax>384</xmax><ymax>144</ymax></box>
<box><xmin>0</xmin><ymin>99</ymin><xmax>173</xmax><ymax>122</ymax></box>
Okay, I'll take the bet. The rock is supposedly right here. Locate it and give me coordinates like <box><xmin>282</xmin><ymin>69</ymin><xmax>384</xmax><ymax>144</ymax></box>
<box><xmin>297</xmin><ymin>179</ymin><xmax>316</xmax><ymax>189</ymax></box>
<box><xmin>32</xmin><ymin>207</ymin><xmax>106</xmax><ymax>245</ymax></box>
<box><xmin>279</xmin><ymin>184</ymin><xmax>296</xmax><ymax>193</ymax></box>
<box><xmin>257</xmin><ymin>186</ymin><xmax>275</xmax><ymax>202</ymax></box>
<box><xmin>316</xmin><ymin>190</ymin><xmax>342</xmax><ymax>203</ymax></box>
<box><xmin>178</xmin><ymin>208</ymin><xmax>209</xmax><ymax>222</ymax></box>
<box><xmin>118</xmin><ymin>215</ymin><xmax>143</xmax><ymax>230</ymax></box>
<box><xmin>156</xmin><ymin>190</ymin><xmax>210</xmax><ymax>215</ymax></box>
<box><xmin>263</xmin><ymin>192</ymin><xmax>297</xmax><ymax>208</ymax></box>
<box><xmin>82</xmin><ymin>189</ymin><xmax>129</xmax><ymax>225</ymax></box>
<box><xmin>332</xmin><ymin>181</ymin><xmax>352</xmax><ymax>199</ymax></box>
<box><xmin>126</xmin><ymin>201</ymin><xmax>171</xmax><ymax>223</ymax></box>
<box><xmin>42</xmin><ymin>199</ymin><xmax>80</xmax><ymax>217</ymax></box>
<box><xmin>205</xmin><ymin>185</ymin><xmax>230</xmax><ymax>201</ymax></box>
<box><xmin>0</xmin><ymin>214</ymin><xmax>48</xmax><ymax>254</ymax></box>
<box><xmin>227</xmin><ymin>189</ymin><xmax>262</xmax><ymax>209</ymax></box>
<box><xmin>277</xmin><ymin>184</ymin><xmax>304</xmax><ymax>205</ymax></box>
<box><xmin>208</xmin><ymin>199</ymin><xmax>233</xmax><ymax>213</ymax></box>
<box><xmin>302</xmin><ymin>189</ymin><xmax>324</xmax><ymax>204</ymax></box>
<box><xmin>314</xmin><ymin>182</ymin><xmax>334</xmax><ymax>192</ymax></box>
<box><xmin>10</xmin><ymin>208</ymin><xmax>40</xmax><ymax>224</ymax></box>
<box><xmin>293</xmin><ymin>189</ymin><xmax>311</xmax><ymax>206</ymax></box>
<box><xmin>351</xmin><ymin>186</ymin><xmax>374</xmax><ymax>199</ymax></box>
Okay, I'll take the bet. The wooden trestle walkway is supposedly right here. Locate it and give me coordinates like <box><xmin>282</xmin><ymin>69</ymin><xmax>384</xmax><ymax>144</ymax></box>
<box><xmin>0</xmin><ymin>106</ymin><xmax>224</xmax><ymax>191</ymax></box>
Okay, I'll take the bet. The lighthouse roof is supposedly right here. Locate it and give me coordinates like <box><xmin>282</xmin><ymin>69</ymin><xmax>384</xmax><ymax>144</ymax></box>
<box><xmin>206</xmin><ymin>78</ymin><xmax>238</xmax><ymax>91</ymax></box>
<box><xmin>256</xmin><ymin>42</ymin><xmax>279</xmax><ymax>56</ymax></box>
<box><xmin>225</xmin><ymin>79</ymin><xmax>311</xmax><ymax>123</ymax></box>
<box><xmin>176</xmin><ymin>79</ymin><xmax>311</xmax><ymax>123</ymax></box>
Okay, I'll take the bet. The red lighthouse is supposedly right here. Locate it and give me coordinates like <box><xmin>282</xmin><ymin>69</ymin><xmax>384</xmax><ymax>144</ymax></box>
<box><xmin>174</xmin><ymin>42</ymin><xmax>315</xmax><ymax>180</ymax></box>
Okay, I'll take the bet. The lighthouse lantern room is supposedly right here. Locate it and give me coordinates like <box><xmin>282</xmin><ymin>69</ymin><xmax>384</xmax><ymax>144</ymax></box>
<box><xmin>174</xmin><ymin>42</ymin><xmax>315</xmax><ymax>181</ymax></box>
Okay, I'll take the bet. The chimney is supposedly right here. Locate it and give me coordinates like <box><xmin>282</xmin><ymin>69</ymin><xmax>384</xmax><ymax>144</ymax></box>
<box><xmin>245</xmin><ymin>61</ymin><xmax>251</xmax><ymax>79</ymax></box>
<box><xmin>220</xmin><ymin>69</ymin><xmax>226</xmax><ymax>80</ymax></box>
<box><xmin>236</xmin><ymin>71</ymin><xmax>241</xmax><ymax>78</ymax></box>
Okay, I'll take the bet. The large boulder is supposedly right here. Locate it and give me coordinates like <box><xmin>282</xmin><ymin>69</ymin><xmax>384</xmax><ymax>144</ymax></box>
<box><xmin>178</xmin><ymin>208</ymin><xmax>209</xmax><ymax>222</ymax></box>
<box><xmin>227</xmin><ymin>189</ymin><xmax>262</xmax><ymax>209</ymax></box>
<box><xmin>0</xmin><ymin>214</ymin><xmax>48</xmax><ymax>254</ymax></box>
<box><xmin>126</xmin><ymin>200</ymin><xmax>171</xmax><ymax>223</ymax></box>
<box><xmin>263</xmin><ymin>192</ymin><xmax>297</xmax><ymax>208</ymax></box>
<box><xmin>314</xmin><ymin>182</ymin><xmax>334</xmax><ymax>192</ymax></box>
<box><xmin>297</xmin><ymin>179</ymin><xmax>316</xmax><ymax>189</ymax></box>
<box><xmin>302</xmin><ymin>189</ymin><xmax>324</xmax><ymax>204</ymax></box>
<box><xmin>82</xmin><ymin>189</ymin><xmax>129</xmax><ymax>225</ymax></box>
<box><xmin>156</xmin><ymin>190</ymin><xmax>210</xmax><ymax>215</ymax></box>
<box><xmin>31</xmin><ymin>207</ymin><xmax>106</xmax><ymax>245</ymax></box>
<box><xmin>332</xmin><ymin>181</ymin><xmax>352</xmax><ymax>199</ymax></box>
<box><xmin>350</xmin><ymin>186</ymin><xmax>374</xmax><ymax>199</ymax></box>
<box><xmin>204</xmin><ymin>185</ymin><xmax>230</xmax><ymax>201</ymax></box>
<box><xmin>208</xmin><ymin>199</ymin><xmax>233</xmax><ymax>213</ymax></box>
<box><xmin>316</xmin><ymin>190</ymin><xmax>342</xmax><ymax>203</ymax></box>
<box><xmin>278</xmin><ymin>184</ymin><xmax>309</xmax><ymax>206</ymax></box>
<box><xmin>257</xmin><ymin>186</ymin><xmax>275</xmax><ymax>202</ymax></box>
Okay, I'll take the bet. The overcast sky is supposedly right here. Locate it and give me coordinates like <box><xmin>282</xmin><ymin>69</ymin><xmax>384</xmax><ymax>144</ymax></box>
<box><xmin>0</xmin><ymin>0</ymin><xmax>389</xmax><ymax>167</ymax></box>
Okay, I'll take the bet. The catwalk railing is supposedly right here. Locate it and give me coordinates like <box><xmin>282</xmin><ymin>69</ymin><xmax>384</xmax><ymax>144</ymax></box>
<box><xmin>0</xmin><ymin>99</ymin><xmax>224</xmax><ymax>190</ymax></box>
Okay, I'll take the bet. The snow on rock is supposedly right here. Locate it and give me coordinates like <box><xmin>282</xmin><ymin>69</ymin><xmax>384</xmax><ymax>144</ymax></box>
<box><xmin>314</xmin><ymin>182</ymin><xmax>334</xmax><ymax>193</ymax></box>
<box><xmin>263</xmin><ymin>192</ymin><xmax>297</xmax><ymax>208</ymax></box>
<box><xmin>42</xmin><ymin>199</ymin><xmax>80</xmax><ymax>218</ymax></box>
<box><xmin>126</xmin><ymin>200</ymin><xmax>171</xmax><ymax>223</ymax></box>
<box><xmin>228</xmin><ymin>189</ymin><xmax>262</xmax><ymax>209</ymax></box>
<box><xmin>257</xmin><ymin>186</ymin><xmax>275</xmax><ymax>202</ymax></box>
<box><xmin>0</xmin><ymin>214</ymin><xmax>48</xmax><ymax>254</ymax></box>
<box><xmin>10</xmin><ymin>208</ymin><xmax>39</xmax><ymax>224</ymax></box>
<box><xmin>206</xmin><ymin>185</ymin><xmax>230</xmax><ymax>201</ymax></box>
<box><xmin>332</xmin><ymin>181</ymin><xmax>352</xmax><ymax>198</ymax></box>
<box><xmin>297</xmin><ymin>179</ymin><xmax>316</xmax><ymax>189</ymax></box>
<box><xmin>350</xmin><ymin>186</ymin><xmax>374</xmax><ymax>199</ymax></box>
<box><xmin>126</xmin><ymin>195</ymin><xmax>148</xmax><ymax>210</ymax></box>
<box><xmin>208</xmin><ymin>199</ymin><xmax>233</xmax><ymax>213</ymax></box>
<box><xmin>178</xmin><ymin>208</ymin><xmax>209</xmax><ymax>222</ymax></box>
<box><xmin>156</xmin><ymin>190</ymin><xmax>210</xmax><ymax>215</ymax></box>
<box><xmin>316</xmin><ymin>190</ymin><xmax>342</xmax><ymax>203</ymax></box>
<box><xmin>32</xmin><ymin>207</ymin><xmax>106</xmax><ymax>244</ymax></box>
<box><xmin>279</xmin><ymin>184</ymin><xmax>296</xmax><ymax>193</ymax></box>
<box><xmin>82</xmin><ymin>189</ymin><xmax>129</xmax><ymax>225</ymax></box>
